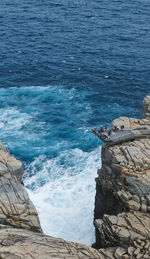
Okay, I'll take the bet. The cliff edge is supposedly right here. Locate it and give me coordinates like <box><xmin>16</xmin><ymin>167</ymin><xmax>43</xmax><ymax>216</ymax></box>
<box><xmin>94</xmin><ymin>95</ymin><xmax>150</xmax><ymax>258</ymax></box>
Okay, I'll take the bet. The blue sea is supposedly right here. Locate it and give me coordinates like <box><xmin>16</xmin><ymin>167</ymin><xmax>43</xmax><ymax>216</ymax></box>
<box><xmin>0</xmin><ymin>0</ymin><xmax>150</xmax><ymax>245</ymax></box>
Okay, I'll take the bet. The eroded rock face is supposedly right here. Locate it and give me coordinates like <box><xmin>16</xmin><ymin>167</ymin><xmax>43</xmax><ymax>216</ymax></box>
<box><xmin>0</xmin><ymin>141</ymin><xmax>41</xmax><ymax>232</ymax></box>
<box><xmin>94</xmin><ymin>97</ymin><xmax>150</xmax><ymax>258</ymax></box>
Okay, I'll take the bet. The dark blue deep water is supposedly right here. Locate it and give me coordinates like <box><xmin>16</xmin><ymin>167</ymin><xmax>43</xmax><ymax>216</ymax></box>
<box><xmin>0</xmin><ymin>0</ymin><xmax>150</xmax><ymax>245</ymax></box>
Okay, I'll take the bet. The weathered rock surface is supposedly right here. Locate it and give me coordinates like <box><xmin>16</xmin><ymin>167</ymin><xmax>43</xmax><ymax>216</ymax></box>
<box><xmin>0</xmin><ymin>225</ymin><xmax>103</xmax><ymax>259</ymax></box>
<box><xmin>94</xmin><ymin>96</ymin><xmax>150</xmax><ymax>258</ymax></box>
<box><xmin>0</xmin><ymin>141</ymin><xmax>41</xmax><ymax>232</ymax></box>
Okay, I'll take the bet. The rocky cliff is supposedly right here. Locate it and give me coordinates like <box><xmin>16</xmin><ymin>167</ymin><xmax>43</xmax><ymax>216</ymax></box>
<box><xmin>94</xmin><ymin>95</ymin><xmax>150</xmax><ymax>258</ymax></box>
<box><xmin>0</xmin><ymin>96</ymin><xmax>150</xmax><ymax>258</ymax></box>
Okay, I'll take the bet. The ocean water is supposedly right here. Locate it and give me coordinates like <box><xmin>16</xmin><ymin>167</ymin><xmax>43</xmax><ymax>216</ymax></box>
<box><xmin>0</xmin><ymin>0</ymin><xmax>150</xmax><ymax>245</ymax></box>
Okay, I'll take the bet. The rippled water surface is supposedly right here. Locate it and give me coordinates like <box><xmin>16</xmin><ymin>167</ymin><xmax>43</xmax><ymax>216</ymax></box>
<box><xmin>0</xmin><ymin>0</ymin><xmax>150</xmax><ymax>245</ymax></box>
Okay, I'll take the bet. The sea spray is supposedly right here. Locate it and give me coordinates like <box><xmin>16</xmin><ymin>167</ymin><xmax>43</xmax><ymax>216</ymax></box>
<box><xmin>25</xmin><ymin>147</ymin><xmax>101</xmax><ymax>245</ymax></box>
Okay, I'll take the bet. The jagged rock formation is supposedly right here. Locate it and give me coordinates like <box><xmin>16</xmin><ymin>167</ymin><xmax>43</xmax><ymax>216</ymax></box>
<box><xmin>1</xmin><ymin>95</ymin><xmax>150</xmax><ymax>258</ymax></box>
<box><xmin>0</xmin><ymin>141</ymin><xmax>41</xmax><ymax>232</ymax></box>
<box><xmin>94</xmin><ymin>97</ymin><xmax>150</xmax><ymax>258</ymax></box>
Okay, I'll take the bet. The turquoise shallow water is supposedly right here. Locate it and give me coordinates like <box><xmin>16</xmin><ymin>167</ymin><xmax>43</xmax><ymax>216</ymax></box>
<box><xmin>0</xmin><ymin>86</ymin><xmax>102</xmax><ymax>244</ymax></box>
<box><xmin>0</xmin><ymin>0</ymin><xmax>150</xmax><ymax>245</ymax></box>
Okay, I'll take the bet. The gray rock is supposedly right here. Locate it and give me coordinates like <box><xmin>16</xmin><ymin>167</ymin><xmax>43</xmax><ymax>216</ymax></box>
<box><xmin>132</xmin><ymin>195</ymin><xmax>140</xmax><ymax>203</ymax></box>
<box><xmin>94</xmin><ymin>95</ymin><xmax>150</xmax><ymax>258</ymax></box>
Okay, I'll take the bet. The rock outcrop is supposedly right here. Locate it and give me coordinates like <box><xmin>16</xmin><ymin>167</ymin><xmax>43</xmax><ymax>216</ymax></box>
<box><xmin>0</xmin><ymin>225</ymin><xmax>102</xmax><ymax>259</ymax></box>
<box><xmin>0</xmin><ymin>141</ymin><xmax>41</xmax><ymax>232</ymax></box>
<box><xmin>94</xmin><ymin>95</ymin><xmax>150</xmax><ymax>258</ymax></box>
<box><xmin>1</xmin><ymin>95</ymin><xmax>150</xmax><ymax>258</ymax></box>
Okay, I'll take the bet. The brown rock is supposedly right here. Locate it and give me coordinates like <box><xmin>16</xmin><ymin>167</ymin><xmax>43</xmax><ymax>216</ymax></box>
<box><xmin>128</xmin><ymin>246</ymin><xmax>135</xmax><ymax>256</ymax></box>
<box><xmin>0</xmin><ymin>225</ymin><xmax>102</xmax><ymax>259</ymax></box>
<box><xmin>114</xmin><ymin>247</ymin><xmax>126</xmax><ymax>258</ymax></box>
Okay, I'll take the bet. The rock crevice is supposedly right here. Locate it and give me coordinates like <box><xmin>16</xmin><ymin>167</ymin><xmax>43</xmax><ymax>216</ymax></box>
<box><xmin>0</xmin><ymin>95</ymin><xmax>150</xmax><ymax>258</ymax></box>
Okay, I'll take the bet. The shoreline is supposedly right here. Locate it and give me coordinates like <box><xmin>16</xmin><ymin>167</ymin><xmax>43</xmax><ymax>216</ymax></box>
<box><xmin>0</xmin><ymin>96</ymin><xmax>149</xmax><ymax>258</ymax></box>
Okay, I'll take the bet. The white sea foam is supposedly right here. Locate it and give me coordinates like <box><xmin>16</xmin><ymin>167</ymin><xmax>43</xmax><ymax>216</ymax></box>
<box><xmin>25</xmin><ymin>147</ymin><xmax>101</xmax><ymax>245</ymax></box>
<box><xmin>0</xmin><ymin>85</ymin><xmax>101</xmax><ymax>245</ymax></box>
<box><xmin>0</xmin><ymin>108</ymin><xmax>31</xmax><ymax>132</ymax></box>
